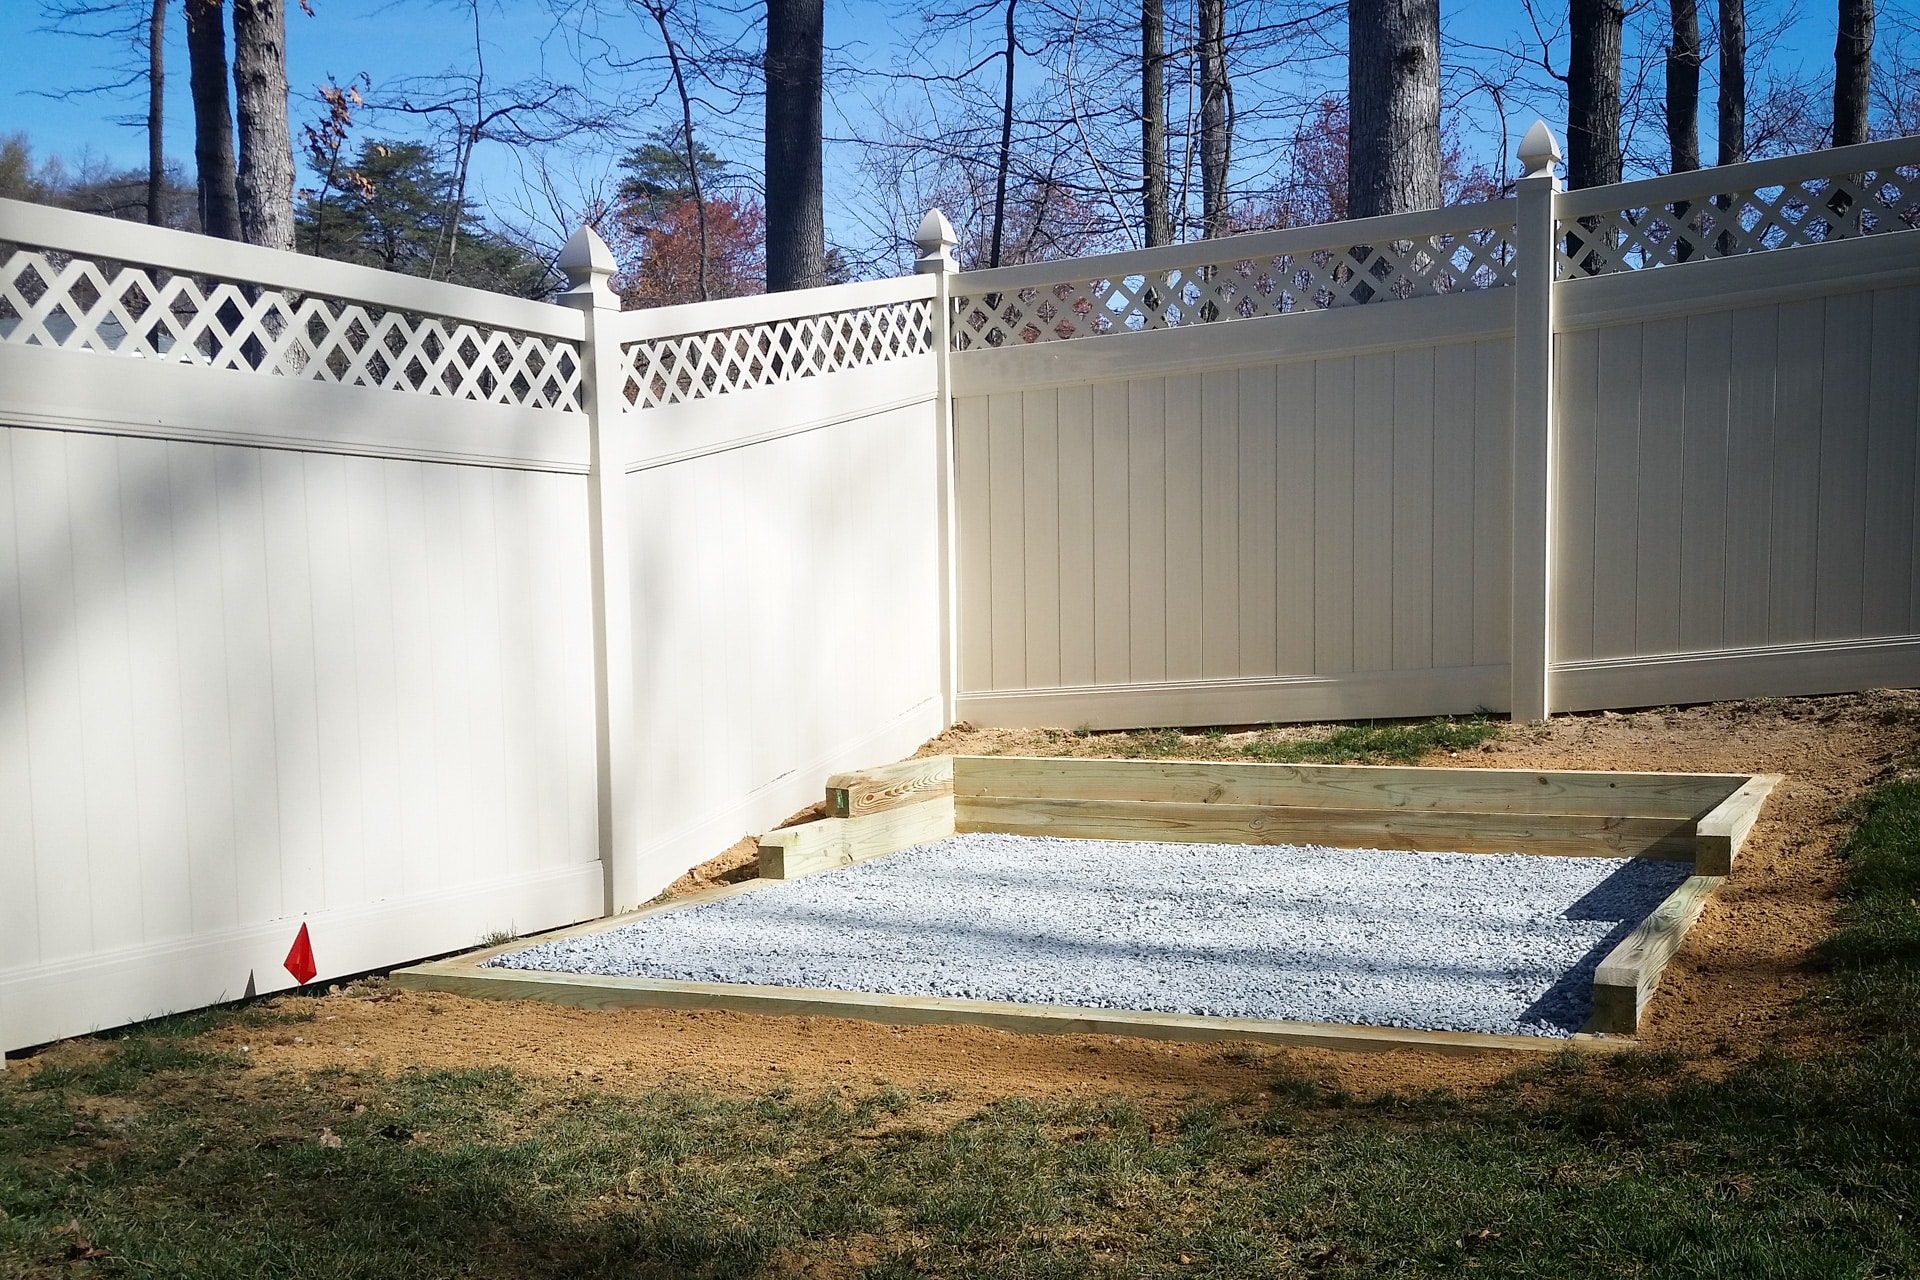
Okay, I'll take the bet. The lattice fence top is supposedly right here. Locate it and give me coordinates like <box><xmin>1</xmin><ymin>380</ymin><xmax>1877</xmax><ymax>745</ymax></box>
<box><xmin>950</xmin><ymin>217</ymin><xmax>1518</xmax><ymax>349</ymax></box>
<box><xmin>1556</xmin><ymin>162</ymin><xmax>1920</xmax><ymax>277</ymax></box>
<box><xmin>0</xmin><ymin>241</ymin><xmax>584</xmax><ymax>411</ymax></box>
<box><xmin>620</xmin><ymin>297</ymin><xmax>935</xmax><ymax>410</ymax></box>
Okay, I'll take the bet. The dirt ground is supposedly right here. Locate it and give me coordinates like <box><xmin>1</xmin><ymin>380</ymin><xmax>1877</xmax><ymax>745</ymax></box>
<box><xmin>137</xmin><ymin>692</ymin><xmax>1920</xmax><ymax>1106</ymax></box>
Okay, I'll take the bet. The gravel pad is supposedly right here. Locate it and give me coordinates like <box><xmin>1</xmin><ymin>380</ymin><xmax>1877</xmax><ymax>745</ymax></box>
<box><xmin>491</xmin><ymin>834</ymin><xmax>1692</xmax><ymax>1037</ymax></box>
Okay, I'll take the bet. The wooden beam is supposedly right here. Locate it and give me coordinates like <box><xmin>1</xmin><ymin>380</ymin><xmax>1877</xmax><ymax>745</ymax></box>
<box><xmin>757</xmin><ymin>794</ymin><xmax>956</xmax><ymax>880</ymax></box>
<box><xmin>1693</xmin><ymin>774</ymin><xmax>1782</xmax><ymax>876</ymax></box>
<box><xmin>955</xmin><ymin>794</ymin><xmax>1699</xmax><ymax>859</ymax></box>
<box><xmin>951</xmin><ymin>756</ymin><xmax>1745</xmax><ymax>819</ymax></box>
<box><xmin>826</xmin><ymin>754</ymin><xmax>954</xmax><ymax>818</ymax></box>
<box><xmin>391</xmin><ymin>958</ymin><xmax>1622</xmax><ymax>1057</ymax></box>
<box><xmin>1589</xmin><ymin>873</ymin><xmax>1723</xmax><ymax>1034</ymax></box>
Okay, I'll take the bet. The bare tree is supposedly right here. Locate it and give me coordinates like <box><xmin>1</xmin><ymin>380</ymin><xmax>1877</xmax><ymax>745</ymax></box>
<box><xmin>1836</xmin><ymin>0</ymin><xmax>1874</xmax><ymax>145</ymax></box>
<box><xmin>765</xmin><ymin>0</ymin><xmax>825</xmax><ymax>289</ymax></box>
<box><xmin>145</xmin><ymin>0</ymin><xmax>165</xmax><ymax>224</ymax></box>
<box><xmin>185</xmin><ymin>0</ymin><xmax>240</xmax><ymax>238</ymax></box>
<box><xmin>1348</xmin><ymin>0</ymin><xmax>1440</xmax><ymax>216</ymax></box>
<box><xmin>36</xmin><ymin>0</ymin><xmax>171</xmax><ymax>223</ymax></box>
<box><xmin>638</xmin><ymin>0</ymin><xmax>711</xmax><ymax>300</ymax></box>
<box><xmin>1567</xmin><ymin>0</ymin><xmax>1625</xmax><ymax>187</ymax></box>
<box><xmin>1720</xmin><ymin>0</ymin><xmax>1745</xmax><ymax>164</ymax></box>
<box><xmin>1143</xmin><ymin>0</ymin><xmax>1172</xmax><ymax>243</ymax></box>
<box><xmin>1666</xmin><ymin>0</ymin><xmax>1700</xmax><ymax>171</ymax></box>
<box><xmin>1198</xmin><ymin>0</ymin><xmax>1231</xmax><ymax>235</ymax></box>
<box><xmin>233</xmin><ymin>0</ymin><xmax>295</xmax><ymax>248</ymax></box>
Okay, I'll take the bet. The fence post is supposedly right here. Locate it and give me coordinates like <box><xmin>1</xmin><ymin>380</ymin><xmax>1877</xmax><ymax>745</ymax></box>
<box><xmin>917</xmin><ymin>209</ymin><xmax>961</xmax><ymax>728</ymax></box>
<box><xmin>559</xmin><ymin>227</ymin><xmax>642</xmax><ymax>915</ymax></box>
<box><xmin>1510</xmin><ymin>122</ymin><xmax>1562</xmax><ymax>722</ymax></box>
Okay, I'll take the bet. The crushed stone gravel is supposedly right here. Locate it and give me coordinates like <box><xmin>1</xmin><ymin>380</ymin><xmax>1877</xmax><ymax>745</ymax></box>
<box><xmin>490</xmin><ymin>833</ymin><xmax>1691</xmax><ymax>1037</ymax></box>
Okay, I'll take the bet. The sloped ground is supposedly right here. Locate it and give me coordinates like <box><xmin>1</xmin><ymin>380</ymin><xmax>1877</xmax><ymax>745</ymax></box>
<box><xmin>4</xmin><ymin>691</ymin><xmax>1918</xmax><ymax>1276</ymax></box>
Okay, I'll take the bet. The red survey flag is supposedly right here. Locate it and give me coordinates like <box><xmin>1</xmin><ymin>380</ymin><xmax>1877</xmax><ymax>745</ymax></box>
<box><xmin>283</xmin><ymin>922</ymin><xmax>317</xmax><ymax>985</ymax></box>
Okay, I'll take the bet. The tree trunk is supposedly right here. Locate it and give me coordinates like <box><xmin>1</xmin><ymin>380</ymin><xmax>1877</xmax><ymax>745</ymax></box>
<box><xmin>1666</xmin><ymin>0</ymin><xmax>1700</xmax><ymax>172</ymax></box>
<box><xmin>1198</xmin><ymin>0</ymin><xmax>1230</xmax><ymax>236</ymax></box>
<box><xmin>1718</xmin><ymin>0</ymin><xmax>1745</xmax><ymax>165</ymax></box>
<box><xmin>988</xmin><ymin>0</ymin><xmax>1017</xmax><ymax>267</ymax></box>
<box><xmin>147</xmin><ymin>0</ymin><xmax>166</xmax><ymax>226</ymax></box>
<box><xmin>232</xmin><ymin>0</ymin><xmax>295</xmax><ymax>250</ymax></box>
<box><xmin>1835</xmin><ymin>0</ymin><xmax>1874</xmax><ymax>146</ymax></box>
<box><xmin>1347</xmin><ymin>0</ymin><xmax>1441</xmax><ymax>218</ymax></box>
<box><xmin>1141</xmin><ymin>0</ymin><xmax>1171</xmax><ymax>246</ymax></box>
<box><xmin>764</xmin><ymin>0</ymin><xmax>825</xmax><ymax>291</ymax></box>
<box><xmin>186</xmin><ymin>0</ymin><xmax>241</xmax><ymax>239</ymax></box>
<box><xmin>1568</xmin><ymin>0</ymin><xmax>1625</xmax><ymax>189</ymax></box>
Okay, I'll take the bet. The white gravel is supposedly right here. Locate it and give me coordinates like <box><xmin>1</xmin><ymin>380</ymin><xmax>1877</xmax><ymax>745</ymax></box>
<box><xmin>490</xmin><ymin>833</ymin><xmax>1690</xmax><ymax>1037</ymax></box>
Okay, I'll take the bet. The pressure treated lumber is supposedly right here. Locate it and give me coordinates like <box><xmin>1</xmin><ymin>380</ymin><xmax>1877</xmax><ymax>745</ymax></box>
<box><xmin>955</xmin><ymin>794</ymin><xmax>1698</xmax><ymax>858</ymax></box>
<box><xmin>1693</xmin><ymin>773</ymin><xmax>1781</xmax><ymax>875</ymax></box>
<box><xmin>826</xmin><ymin>755</ymin><xmax>954</xmax><ymax>817</ymax></box>
<box><xmin>952</xmin><ymin>756</ymin><xmax>1745</xmax><ymax>819</ymax></box>
<box><xmin>1589</xmin><ymin>873</ymin><xmax>1724</xmax><ymax>1033</ymax></box>
<box><xmin>757</xmin><ymin>794</ymin><xmax>956</xmax><ymax>879</ymax></box>
<box><xmin>392</xmin><ymin>958</ymin><xmax>1621</xmax><ymax>1057</ymax></box>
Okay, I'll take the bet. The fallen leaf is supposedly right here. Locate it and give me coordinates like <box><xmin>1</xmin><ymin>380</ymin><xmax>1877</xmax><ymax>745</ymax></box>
<box><xmin>375</xmin><ymin>1124</ymin><xmax>413</xmax><ymax>1142</ymax></box>
<box><xmin>53</xmin><ymin>1221</ymin><xmax>112</xmax><ymax>1261</ymax></box>
<box><xmin>318</xmin><ymin>1127</ymin><xmax>343</xmax><ymax>1149</ymax></box>
<box><xmin>1713</xmin><ymin>1174</ymin><xmax>1754</xmax><ymax>1200</ymax></box>
<box><xmin>1306</xmin><ymin>1242</ymin><xmax>1344</xmax><ymax>1269</ymax></box>
<box><xmin>1460</xmin><ymin>1228</ymin><xmax>1501</xmax><ymax>1251</ymax></box>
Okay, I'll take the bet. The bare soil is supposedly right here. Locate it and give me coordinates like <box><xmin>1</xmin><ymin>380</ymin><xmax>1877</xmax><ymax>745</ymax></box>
<box><xmin>164</xmin><ymin>691</ymin><xmax>1920</xmax><ymax>1106</ymax></box>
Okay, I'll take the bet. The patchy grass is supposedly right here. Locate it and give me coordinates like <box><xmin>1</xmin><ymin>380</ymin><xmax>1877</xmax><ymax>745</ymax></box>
<box><xmin>1108</xmin><ymin>715</ymin><xmax>1500</xmax><ymax>766</ymax></box>
<box><xmin>5</xmin><ymin>771</ymin><xmax>1919</xmax><ymax>1277</ymax></box>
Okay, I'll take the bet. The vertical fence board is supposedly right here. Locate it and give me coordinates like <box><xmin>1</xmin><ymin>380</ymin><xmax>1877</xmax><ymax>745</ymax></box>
<box><xmin>1678</xmin><ymin>309</ymin><xmax>1732</xmax><ymax>651</ymax></box>
<box><xmin>380</xmin><ymin>461</ymin><xmax>436</xmax><ymax>897</ymax></box>
<box><xmin>420</xmin><ymin>462</ymin><xmax>476</xmax><ymax>900</ymax></box>
<box><xmin>259</xmin><ymin>450</ymin><xmax>324</xmax><ymax>920</ymax></box>
<box><xmin>66</xmin><ymin>432</ymin><xmax>144</xmax><ymax>952</ymax></box>
<box><xmin>1865</xmin><ymin>287</ymin><xmax>1919</xmax><ymax>636</ymax></box>
<box><xmin>1236</xmin><ymin>365</ymin><xmax>1279</xmax><ymax>676</ymax></box>
<box><xmin>168</xmin><ymin>440</ymin><xmax>241</xmax><ymax>936</ymax></box>
<box><xmin>1391</xmin><ymin>346</ymin><xmax>1436</xmax><ymax>670</ymax></box>
<box><xmin>116</xmin><ymin>435</ymin><xmax>192</xmax><ymax>947</ymax></box>
<box><xmin>988</xmin><ymin>393</ymin><xmax>1027</xmax><ymax>690</ymax></box>
<box><xmin>1092</xmin><ymin>383</ymin><xmax>1131</xmax><ymax>684</ymax></box>
<box><xmin>1022</xmin><ymin>389</ymin><xmax>1062</xmax><ymax>688</ymax></box>
<box><xmin>1592</xmin><ymin>325</ymin><xmax>1643</xmax><ymax>659</ymax></box>
<box><xmin>1269</xmin><ymin>362</ymin><xmax>1313</xmax><ymax>674</ymax></box>
<box><xmin>349</xmin><ymin>457</ymin><xmax>404</xmax><ymax>900</ymax></box>
<box><xmin>0</xmin><ymin>431</ymin><xmax>40</xmax><ymax>969</ymax></box>
<box><xmin>1768</xmin><ymin>298</ymin><xmax>1825</xmax><ymax>644</ymax></box>
<box><xmin>1128</xmin><ymin>379</ymin><xmax>1168</xmax><ymax>682</ymax></box>
<box><xmin>305</xmin><ymin>450</ymin><xmax>364</xmax><ymax>916</ymax></box>
<box><xmin>1056</xmin><ymin>385</ymin><xmax>1096</xmax><ymax>685</ymax></box>
<box><xmin>1200</xmin><ymin>369</ymin><xmax>1240</xmax><ymax>679</ymax></box>
<box><xmin>1473</xmin><ymin>339</ymin><xmax>1512</xmax><ymax>670</ymax></box>
<box><xmin>1165</xmin><ymin>374</ymin><xmax>1205</xmax><ymax>681</ymax></box>
<box><xmin>1314</xmin><ymin>356</ymin><xmax>1356</xmax><ymax>674</ymax></box>
<box><xmin>211</xmin><ymin>445</ymin><xmax>283</xmax><ymax>925</ymax></box>
<box><xmin>1553</xmin><ymin>329</ymin><xmax>1600</xmax><ymax>663</ymax></box>
<box><xmin>456</xmin><ymin>464</ymin><xmax>510</xmax><ymax>888</ymax></box>
<box><xmin>1431</xmin><ymin>343</ymin><xmax>1476</xmax><ymax>670</ymax></box>
<box><xmin>1815</xmin><ymin>293</ymin><xmax>1873</xmax><ymax>639</ymax></box>
<box><xmin>954</xmin><ymin>396</ymin><xmax>993</xmax><ymax>691</ymax></box>
<box><xmin>1352</xmin><ymin>353</ymin><xmax>1396</xmax><ymax>672</ymax></box>
<box><xmin>1635</xmin><ymin>317</ymin><xmax>1687</xmax><ymax>655</ymax></box>
<box><xmin>1722</xmin><ymin>305</ymin><xmax>1778</xmax><ymax>646</ymax></box>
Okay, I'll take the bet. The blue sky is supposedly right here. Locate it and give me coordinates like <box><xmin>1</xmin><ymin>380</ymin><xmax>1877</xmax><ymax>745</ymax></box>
<box><xmin>0</xmin><ymin>0</ymin><xmax>1852</xmax><ymax>263</ymax></box>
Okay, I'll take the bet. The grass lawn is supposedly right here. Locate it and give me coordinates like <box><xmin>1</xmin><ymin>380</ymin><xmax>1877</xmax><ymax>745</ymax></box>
<box><xmin>3</xmin><ymin>733</ymin><xmax>1918</xmax><ymax>1276</ymax></box>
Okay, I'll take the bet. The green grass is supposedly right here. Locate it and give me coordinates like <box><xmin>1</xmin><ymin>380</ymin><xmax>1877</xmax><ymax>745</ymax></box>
<box><xmin>1109</xmin><ymin>715</ymin><xmax>1500</xmax><ymax>766</ymax></box>
<box><xmin>5</xmin><ymin>770</ymin><xmax>1920</xmax><ymax>1277</ymax></box>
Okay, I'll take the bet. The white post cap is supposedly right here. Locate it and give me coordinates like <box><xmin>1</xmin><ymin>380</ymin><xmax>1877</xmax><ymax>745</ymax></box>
<box><xmin>1517</xmin><ymin>121</ymin><xmax>1563</xmax><ymax>181</ymax></box>
<box><xmin>915</xmin><ymin>209</ymin><xmax>957</xmax><ymax>275</ymax></box>
<box><xmin>559</xmin><ymin>225</ymin><xmax>619</xmax><ymax>309</ymax></box>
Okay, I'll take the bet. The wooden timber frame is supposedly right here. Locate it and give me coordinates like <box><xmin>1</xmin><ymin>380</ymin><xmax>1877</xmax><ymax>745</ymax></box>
<box><xmin>395</xmin><ymin>756</ymin><xmax>1780</xmax><ymax>1053</ymax></box>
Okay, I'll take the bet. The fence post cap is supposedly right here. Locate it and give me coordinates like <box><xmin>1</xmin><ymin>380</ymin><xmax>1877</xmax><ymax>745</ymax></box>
<box><xmin>1517</xmin><ymin>121</ymin><xmax>1563</xmax><ymax>180</ymax></box>
<box><xmin>559</xmin><ymin>225</ymin><xmax>618</xmax><ymax>309</ymax></box>
<box><xmin>915</xmin><ymin>209</ymin><xmax>957</xmax><ymax>275</ymax></box>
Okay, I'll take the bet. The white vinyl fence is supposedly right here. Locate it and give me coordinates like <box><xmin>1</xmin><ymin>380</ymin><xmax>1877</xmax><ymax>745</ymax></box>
<box><xmin>6</xmin><ymin>126</ymin><xmax>1920</xmax><ymax>1051</ymax></box>
<box><xmin>947</xmin><ymin>130</ymin><xmax>1920</xmax><ymax>727</ymax></box>
<box><xmin>0</xmin><ymin>202</ymin><xmax>944</xmax><ymax>1051</ymax></box>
